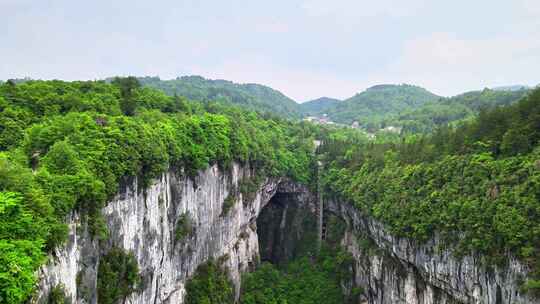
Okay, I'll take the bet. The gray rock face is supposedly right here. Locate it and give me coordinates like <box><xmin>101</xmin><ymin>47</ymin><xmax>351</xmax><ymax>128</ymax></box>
<box><xmin>36</xmin><ymin>165</ymin><xmax>535</xmax><ymax>304</ymax></box>
<box><xmin>36</xmin><ymin>164</ymin><xmax>280</xmax><ymax>304</ymax></box>
<box><xmin>326</xmin><ymin>199</ymin><xmax>535</xmax><ymax>304</ymax></box>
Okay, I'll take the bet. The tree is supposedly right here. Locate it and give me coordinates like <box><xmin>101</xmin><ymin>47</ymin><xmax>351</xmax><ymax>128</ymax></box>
<box><xmin>111</xmin><ymin>77</ymin><xmax>141</xmax><ymax>116</ymax></box>
<box><xmin>97</xmin><ymin>248</ymin><xmax>140</xmax><ymax>304</ymax></box>
<box><xmin>500</xmin><ymin>128</ymin><xmax>530</xmax><ymax>156</ymax></box>
<box><xmin>185</xmin><ymin>260</ymin><xmax>234</xmax><ymax>304</ymax></box>
<box><xmin>41</xmin><ymin>141</ymin><xmax>80</xmax><ymax>175</ymax></box>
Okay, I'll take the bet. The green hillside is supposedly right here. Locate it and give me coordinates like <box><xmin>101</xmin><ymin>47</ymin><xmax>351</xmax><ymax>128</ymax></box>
<box><xmin>138</xmin><ymin>76</ymin><xmax>301</xmax><ymax>119</ymax></box>
<box><xmin>321</xmin><ymin>84</ymin><xmax>440</xmax><ymax>127</ymax></box>
<box><xmin>382</xmin><ymin>88</ymin><xmax>530</xmax><ymax>133</ymax></box>
<box><xmin>300</xmin><ymin>97</ymin><xmax>341</xmax><ymax>116</ymax></box>
<box><xmin>320</xmin><ymin>87</ymin><xmax>540</xmax><ymax>294</ymax></box>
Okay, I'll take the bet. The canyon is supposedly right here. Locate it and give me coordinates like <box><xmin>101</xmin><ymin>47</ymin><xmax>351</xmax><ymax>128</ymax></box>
<box><xmin>36</xmin><ymin>164</ymin><xmax>534</xmax><ymax>304</ymax></box>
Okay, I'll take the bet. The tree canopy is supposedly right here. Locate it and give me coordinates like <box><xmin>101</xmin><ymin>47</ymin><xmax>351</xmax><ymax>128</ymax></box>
<box><xmin>0</xmin><ymin>79</ymin><xmax>317</xmax><ymax>303</ymax></box>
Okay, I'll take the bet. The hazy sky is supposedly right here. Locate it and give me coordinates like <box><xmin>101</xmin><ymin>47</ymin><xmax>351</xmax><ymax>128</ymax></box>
<box><xmin>1</xmin><ymin>0</ymin><xmax>539</xmax><ymax>101</ymax></box>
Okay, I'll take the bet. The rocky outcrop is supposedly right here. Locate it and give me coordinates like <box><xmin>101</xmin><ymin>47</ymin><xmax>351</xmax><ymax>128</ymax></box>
<box><xmin>36</xmin><ymin>164</ymin><xmax>535</xmax><ymax>304</ymax></box>
<box><xmin>257</xmin><ymin>191</ymin><xmax>319</xmax><ymax>266</ymax></box>
<box><xmin>326</xmin><ymin>199</ymin><xmax>535</xmax><ymax>304</ymax></box>
<box><xmin>36</xmin><ymin>163</ymin><xmax>280</xmax><ymax>304</ymax></box>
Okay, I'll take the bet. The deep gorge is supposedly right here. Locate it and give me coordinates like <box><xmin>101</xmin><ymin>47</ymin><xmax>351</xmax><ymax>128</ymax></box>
<box><xmin>35</xmin><ymin>163</ymin><xmax>535</xmax><ymax>304</ymax></box>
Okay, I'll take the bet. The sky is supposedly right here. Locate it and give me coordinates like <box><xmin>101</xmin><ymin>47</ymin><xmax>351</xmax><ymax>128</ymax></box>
<box><xmin>1</xmin><ymin>0</ymin><xmax>539</xmax><ymax>101</ymax></box>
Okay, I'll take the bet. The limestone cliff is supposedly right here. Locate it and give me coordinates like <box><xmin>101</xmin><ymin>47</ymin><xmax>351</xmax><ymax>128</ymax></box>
<box><xmin>36</xmin><ymin>164</ymin><xmax>280</xmax><ymax>303</ymax></box>
<box><xmin>327</xmin><ymin>200</ymin><xmax>534</xmax><ymax>304</ymax></box>
<box><xmin>36</xmin><ymin>164</ymin><xmax>535</xmax><ymax>304</ymax></box>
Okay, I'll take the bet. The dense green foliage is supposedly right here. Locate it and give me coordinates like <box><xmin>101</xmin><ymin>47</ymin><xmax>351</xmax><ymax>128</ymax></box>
<box><xmin>97</xmin><ymin>247</ymin><xmax>140</xmax><ymax>304</ymax></box>
<box><xmin>0</xmin><ymin>192</ymin><xmax>46</xmax><ymax>303</ymax></box>
<box><xmin>299</xmin><ymin>97</ymin><xmax>341</xmax><ymax>116</ymax></box>
<box><xmin>1</xmin><ymin>76</ymin><xmax>538</xmax><ymax>301</ymax></box>
<box><xmin>382</xmin><ymin>88</ymin><xmax>528</xmax><ymax>133</ymax></box>
<box><xmin>138</xmin><ymin>76</ymin><xmax>301</xmax><ymax>119</ymax></box>
<box><xmin>185</xmin><ymin>259</ymin><xmax>234</xmax><ymax>304</ymax></box>
<box><xmin>316</xmin><ymin>84</ymin><xmax>440</xmax><ymax>125</ymax></box>
<box><xmin>175</xmin><ymin>213</ymin><xmax>194</xmax><ymax>242</ymax></box>
<box><xmin>240</xmin><ymin>248</ymin><xmax>354</xmax><ymax>304</ymax></box>
<box><xmin>48</xmin><ymin>284</ymin><xmax>68</xmax><ymax>304</ymax></box>
<box><xmin>302</xmin><ymin>86</ymin><xmax>527</xmax><ymax>135</ymax></box>
<box><xmin>0</xmin><ymin>79</ymin><xmax>316</xmax><ymax>303</ymax></box>
<box><xmin>320</xmin><ymin>88</ymin><xmax>540</xmax><ymax>293</ymax></box>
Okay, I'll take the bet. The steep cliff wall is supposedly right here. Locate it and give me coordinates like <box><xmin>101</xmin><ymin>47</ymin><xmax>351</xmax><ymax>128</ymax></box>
<box><xmin>36</xmin><ymin>165</ymin><xmax>535</xmax><ymax>304</ymax></box>
<box><xmin>326</xmin><ymin>200</ymin><xmax>535</xmax><ymax>304</ymax></box>
<box><xmin>36</xmin><ymin>163</ymin><xmax>280</xmax><ymax>304</ymax></box>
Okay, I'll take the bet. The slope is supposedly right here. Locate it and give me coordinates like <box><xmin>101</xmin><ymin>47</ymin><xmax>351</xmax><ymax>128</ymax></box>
<box><xmin>321</xmin><ymin>84</ymin><xmax>440</xmax><ymax>126</ymax></box>
<box><xmin>382</xmin><ymin>87</ymin><xmax>530</xmax><ymax>133</ymax></box>
<box><xmin>300</xmin><ymin>97</ymin><xmax>341</xmax><ymax>116</ymax></box>
<box><xmin>138</xmin><ymin>76</ymin><xmax>301</xmax><ymax>119</ymax></box>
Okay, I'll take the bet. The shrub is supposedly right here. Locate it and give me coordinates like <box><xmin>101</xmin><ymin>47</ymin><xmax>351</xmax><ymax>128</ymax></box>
<box><xmin>221</xmin><ymin>194</ymin><xmax>236</xmax><ymax>217</ymax></box>
<box><xmin>97</xmin><ymin>247</ymin><xmax>140</xmax><ymax>304</ymax></box>
<box><xmin>175</xmin><ymin>213</ymin><xmax>193</xmax><ymax>242</ymax></box>
<box><xmin>185</xmin><ymin>259</ymin><xmax>234</xmax><ymax>304</ymax></box>
<box><xmin>48</xmin><ymin>284</ymin><xmax>69</xmax><ymax>304</ymax></box>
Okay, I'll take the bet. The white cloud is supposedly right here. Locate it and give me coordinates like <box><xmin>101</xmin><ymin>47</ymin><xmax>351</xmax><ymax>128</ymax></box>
<box><xmin>301</xmin><ymin>0</ymin><xmax>426</xmax><ymax>18</ymax></box>
<box><xmin>374</xmin><ymin>32</ymin><xmax>540</xmax><ymax>95</ymax></box>
<box><xmin>252</xmin><ymin>19</ymin><xmax>290</xmax><ymax>34</ymax></box>
<box><xmin>519</xmin><ymin>0</ymin><xmax>540</xmax><ymax>16</ymax></box>
<box><xmin>187</xmin><ymin>55</ymin><xmax>362</xmax><ymax>101</ymax></box>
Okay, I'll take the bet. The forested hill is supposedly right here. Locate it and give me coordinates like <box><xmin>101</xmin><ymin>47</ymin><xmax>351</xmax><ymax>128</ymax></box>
<box><xmin>381</xmin><ymin>88</ymin><xmax>530</xmax><ymax>133</ymax></box>
<box><xmin>138</xmin><ymin>76</ymin><xmax>301</xmax><ymax>119</ymax></box>
<box><xmin>317</xmin><ymin>84</ymin><xmax>440</xmax><ymax>125</ymax></box>
<box><xmin>299</xmin><ymin>97</ymin><xmax>341</xmax><ymax>116</ymax></box>
<box><xmin>492</xmin><ymin>85</ymin><xmax>531</xmax><ymax>91</ymax></box>
<box><xmin>320</xmin><ymin>87</ymin><xmax>540</xmax><ymax>296</ymax></box>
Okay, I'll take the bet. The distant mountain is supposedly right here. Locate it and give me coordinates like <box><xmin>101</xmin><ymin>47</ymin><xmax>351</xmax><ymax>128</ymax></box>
<box><xmin>381</xmin><ymin>88</ymin><xmax>530</xmax><ymax>133</ymax></box>
<box><xmin>138</xmin><ymin>76</ymin><xmax>301</xmax><ymax>118</ymax></box>
<box><xmin>318</xmin><ymin>84</ymin><xmax>440</xmax><ymax>125</ymax></box>
<box><xmin>491</xmin><ymin>85</ymin><xmax>531</xmax><ymax>92</ymax></box>
<box><xmin>299</xmin><ymin>97</ymin><xmax>341</xmax><ymax>116</ymax></box>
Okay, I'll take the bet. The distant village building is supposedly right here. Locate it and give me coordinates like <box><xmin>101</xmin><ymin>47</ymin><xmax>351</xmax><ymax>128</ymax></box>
<box><xmin>382</xmin><ymin>126</ymin><xmax>402</xmax><ymax>134</ymax></box>
<box><xmin>319</xmin><ymin>114</ymin><xmax>329</xmax><ymax>124</ymax></box>
<box><xmin>303</xmin><ymin>116</ymin><xmax>318</xmax><ymax>122</ymax></box>
<box><xmin>303</xmin><ymin>114</ymin><xmax>334</xmax><ymax>125</ymax></box>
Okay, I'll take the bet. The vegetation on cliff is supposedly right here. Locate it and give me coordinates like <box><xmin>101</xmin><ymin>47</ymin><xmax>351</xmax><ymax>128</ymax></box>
<box><xmin>185</xmin><ymin>248</ymin><xmax>354</xmax><ymax>304</ymax></box>
<box><xmin>240</xmin><ymin>248</ymin><xmax>354</xmax><ymax>304</ymax></box>
<box><xmin>185</xmin><ymin>259</ymin><xmax>235</xmax><ymax>304</ymax></box>
<box><xmin>97</xmin><ymin>247</ymin><xmax>140</xmax><ymax>304</ymax></box>
<box><xmin>1</xmin><ymin>76</ymin><xmax>539</xmax><ymax>302</ymax></box>
<box><xmin>0</xmin><ymin>78</ymin><xmax>316</xmax><ymax>303</ymax></box>
<box><xmin>319</xmin><ymin>87</ymin><xmax>540</xmax><ymax>293</ymax></box>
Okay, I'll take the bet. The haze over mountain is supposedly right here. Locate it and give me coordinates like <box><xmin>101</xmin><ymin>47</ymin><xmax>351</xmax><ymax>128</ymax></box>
<box><xmin>6</xmin><ymin>75</ymin><xmax>534</xmax><ymax>132</ymax></box>
<box><xmin>491</xmin><ymin>85</ymin><xmax>532</xmax><ymax>92</ymax></box>
<box><xmin>315</xmin><ymin>84</ymin><xmax>441</xmax><ymax>124</ymax></box>
<box><xmin>136</xmin><ymin>76</ymin><xmax>534</xmax><ymax>131</ymax></box>
<box><xmin>381</xmin><ymin>87</ymin><xmax>530</xmax><ymax>133</ymax></box>
<box><xmin>138</xmin><ymin>76</ymin><xmax>301</xmax><ymax>118</ymax></box>
<box><xmin>299</xmin><ymin>97</ymin><xmax>341</xmax><ymax>116</ymax></box>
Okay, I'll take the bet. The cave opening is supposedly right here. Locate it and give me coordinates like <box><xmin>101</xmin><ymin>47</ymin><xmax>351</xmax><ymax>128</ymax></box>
<box><xmin>242</xmin><ymin>189</ymin><xmax>356</xmax><ymax>304</ymax></box>
<box><xmin>256</xmin><ymin>192</ymin><xmax>319</xmax><ymax>267</ymax></box>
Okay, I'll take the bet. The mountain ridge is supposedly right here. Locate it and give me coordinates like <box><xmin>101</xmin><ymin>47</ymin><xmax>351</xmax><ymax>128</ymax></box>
<box><xmin>299</xmin><ymin>97</ymin><xmax>341</xmax><ymax>116</ymax></box>
<box><xmin>138</xmin><ymin>75</ymin><xmax>301</xmax><ymax>118</ymax></box>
